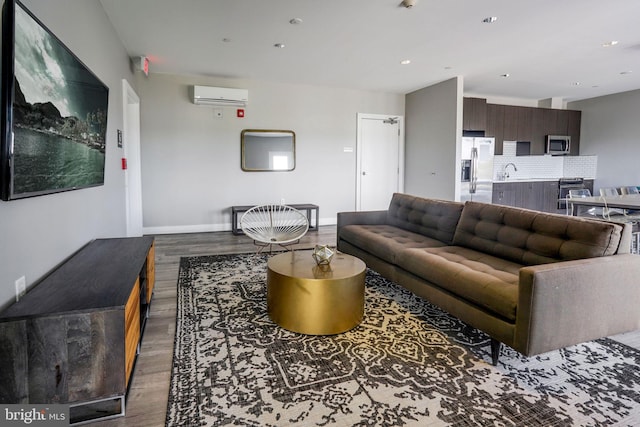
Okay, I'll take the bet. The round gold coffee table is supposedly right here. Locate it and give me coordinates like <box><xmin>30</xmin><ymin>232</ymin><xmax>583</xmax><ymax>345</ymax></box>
<box><xmin>267</xmin><ymin>251</ymin><xmax>366</xmax><ymax>335</ymax></box>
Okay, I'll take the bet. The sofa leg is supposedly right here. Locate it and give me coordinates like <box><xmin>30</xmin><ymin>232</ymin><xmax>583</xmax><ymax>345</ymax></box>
<box><xmin>490</xmin><ymin>339</ymin><xmax>502</xmax><ymax>366</ymax></box>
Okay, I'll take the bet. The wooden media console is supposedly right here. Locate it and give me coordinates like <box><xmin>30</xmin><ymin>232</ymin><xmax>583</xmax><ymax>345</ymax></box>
<box><xmin>0</xmin><ymin>236</ymin><xmax>155</xmax><ymax>424</ymax></box>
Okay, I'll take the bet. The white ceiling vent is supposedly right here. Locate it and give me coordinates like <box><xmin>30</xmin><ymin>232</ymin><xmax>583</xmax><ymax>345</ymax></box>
<box><xmin>192</xmin><ymin>85</ymin><xmax>248</xmax><ymax>106</ymax></box>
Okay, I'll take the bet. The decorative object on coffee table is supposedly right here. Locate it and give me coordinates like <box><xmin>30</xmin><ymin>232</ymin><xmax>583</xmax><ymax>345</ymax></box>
<box><xmin>312</xmin><ymin>244</ymin><xmax>335</xmax><ymax>265</ymax></box>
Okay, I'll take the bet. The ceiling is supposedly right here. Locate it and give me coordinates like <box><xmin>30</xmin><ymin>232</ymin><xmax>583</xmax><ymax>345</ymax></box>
<box><xmin>99</xmin><ymin>0</ymin><xmax>640</xmax><ymax>102</ymax></box>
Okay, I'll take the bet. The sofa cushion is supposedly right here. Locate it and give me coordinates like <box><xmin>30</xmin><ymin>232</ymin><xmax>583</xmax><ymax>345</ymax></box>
<box><xmin>339</xmin><ymin>224</ymin><xmax>447</xmax><ymax>264</ymax></box>
<box><xmin>453</xmin><ymin>202</ymin><xmax>624</xmax><ymax>265</ymax></box>
<box><xmin>386</xmin><ymin>193</ymin><xmax>464</xmax><ymax>245</ymax></box>
<box><xmin>397</xmin><ymin>246</ymin><xmax>521</xmax><ymax>321</ymax></box>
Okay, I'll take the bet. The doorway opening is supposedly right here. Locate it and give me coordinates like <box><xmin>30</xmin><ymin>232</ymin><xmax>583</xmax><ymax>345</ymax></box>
<box><xmin>122</xmin><ymin>79</ymin><xmax>143</xmax><ymax>236</ymax></box>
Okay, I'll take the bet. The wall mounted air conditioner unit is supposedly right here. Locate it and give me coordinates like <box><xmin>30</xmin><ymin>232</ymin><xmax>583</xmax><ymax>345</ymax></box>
<box><xmin>192</xmin><ymin>85</ymin><xmax>248</xmax><ymax>106</ymax></box>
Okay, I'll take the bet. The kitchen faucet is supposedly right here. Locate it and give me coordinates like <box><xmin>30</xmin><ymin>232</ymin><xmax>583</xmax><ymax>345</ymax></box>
<box><xmin>503</xmin><ymin>163</ymin><xmax>518</xmax><ymax>178</ymax></box>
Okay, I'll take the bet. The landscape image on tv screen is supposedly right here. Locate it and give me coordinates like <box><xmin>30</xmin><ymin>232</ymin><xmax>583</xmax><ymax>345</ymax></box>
<box><xmin>3</xmin><ymin>0</ymin><xmax>109</xmax><ymax>200</ymax></box>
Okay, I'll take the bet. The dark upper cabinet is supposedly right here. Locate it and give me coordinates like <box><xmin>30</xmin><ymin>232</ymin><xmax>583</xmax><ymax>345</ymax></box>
<box><xmin>464</xmin><ymin>97</ymin><xmax>581</xmax><ymax>155</ymax></box>
<box><xmin>555</xmin><ymin>110</ymin><xmax>569</xmax><ymax>135</ymax></box>
<box><xmin>494</xmin><ymin>105</ymin><xmax>581</xmax><ymax>155</ymax></box>
<box><xmin>530</xmin><ymin>108</ymin><xmax>546</xmax><ymax>154</ymax></box>
<box><xmin>486</xmin><ymin>104</ymin><xmax>504</xmax><ymax>154</ymax></box>
<box><xmin>463</xmin><ymin>97</ymin><xmax>487</xmax><ymax>131</ymax></box>
<box><xmin>567</xmin><ymin>110</ymin><xmax>581</xmax><ymax>155</ymax></box>
<box><xmin>503</xmin><ymin>106</ymin><xmax>518</xmax><ymax>141</ymax></box>
<box><xmin>516</xmin><ymin>107</ymin><xmax>533</xmax><ymax>141</ymax></box>
<box><xmin>542</xmin><ymin>109</ymin><xmax>558</xmax><ymax>136</ymax></box>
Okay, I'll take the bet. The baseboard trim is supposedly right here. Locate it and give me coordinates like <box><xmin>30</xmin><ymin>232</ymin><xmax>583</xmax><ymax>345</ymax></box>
<box><xmin>144</xmin><ymin>217</ymin><xmax>336</xmax><ymax>235</ymax></box>
<box><xmin>143</xmin><ymin>223</ymin><xmax>228</xmax><ymax>235</ymax></box>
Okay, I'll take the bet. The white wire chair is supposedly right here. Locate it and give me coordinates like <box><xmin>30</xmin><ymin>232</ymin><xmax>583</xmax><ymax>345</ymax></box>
<box><xmin>620</xmin><ymin>186</ymin><xmax>640</xmax><ymax>195</ymax></box>
<box><xmin>240</xmin><ymin>204</ymin><xmax>309</xmax><ymax>253</ymax></box>
<box><xmin>599</xmin><ymin>188</ymin><xmax>625</xmax><ymax>216</ymax></box>
<box><xmin>616</xmin><ymin>187</ymin><xmax>640</xmax><ymax>254</ymax></box>
<box><xmin>567</xmin><ymin>189</ymin><xmax>601</xmax><ymax>217</ymax></box>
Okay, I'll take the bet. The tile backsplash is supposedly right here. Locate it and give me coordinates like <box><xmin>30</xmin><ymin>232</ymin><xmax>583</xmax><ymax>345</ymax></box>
<box><xmin>563</xmin><ymin>156</ymin><xmax>598</xmax><ymax>179</ymax></box>
<box><xmin>495</xmin><ymin>142</ymin><xmax>597</xmax><ymax>180</ymax></box>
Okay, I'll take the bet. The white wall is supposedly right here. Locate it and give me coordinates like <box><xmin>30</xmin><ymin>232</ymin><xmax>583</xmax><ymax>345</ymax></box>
<box><xmin>405</xmin><ymin>77</ymin><xmax>462</xmax><ymax>200</ymax></box>
<box><xmin>569</xmin><ymin>89</ymin><xmax>640</xmax><ymax>190</ymax></box>
<box><xmin>135</xmin><ymin>73</ymin><xmax>404</xmax><ymax>234</ymax></box>
<box><xmin>0</xmin><ymin>0</ymin><xmax>134</xmax><ymax>309</ymax></box>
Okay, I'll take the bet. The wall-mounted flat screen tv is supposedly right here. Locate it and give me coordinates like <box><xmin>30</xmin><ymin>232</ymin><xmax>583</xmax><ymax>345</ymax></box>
<box><xmin>1</xmin><ymin>0</ymin><xmax>109</xmax><ymax>201</ymax></box>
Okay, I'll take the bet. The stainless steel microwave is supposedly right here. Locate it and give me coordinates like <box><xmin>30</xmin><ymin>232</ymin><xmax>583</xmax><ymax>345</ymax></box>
<box><xmin>546</xmin><ymin>135</ymin><xmax>571</xmax><ymax>155</ymax></box>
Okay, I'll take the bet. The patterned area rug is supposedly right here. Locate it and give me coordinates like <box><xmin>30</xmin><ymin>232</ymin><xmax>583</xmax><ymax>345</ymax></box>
<box><xmin>166</xmin><ymin>252</ymin><xmax>640</xmax><ymax>426</ymax></box>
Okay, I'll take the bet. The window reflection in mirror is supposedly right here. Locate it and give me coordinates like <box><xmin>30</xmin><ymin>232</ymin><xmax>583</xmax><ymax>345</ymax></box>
<box><xmin>241</xmin><ymin>129</ymin><xmax>295</xmax><ymax>171</ymax></box>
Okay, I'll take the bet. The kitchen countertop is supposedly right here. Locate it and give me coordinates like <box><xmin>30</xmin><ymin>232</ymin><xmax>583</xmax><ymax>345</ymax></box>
<box><xmin>496</xmin><ymin>178</ymin><xmax>559</xmax><ymax>183</ymax></box>
<box><xmin>495</xmin><ymin>177</ymin><xmax>595</xmax><ymax>183</ymax></box>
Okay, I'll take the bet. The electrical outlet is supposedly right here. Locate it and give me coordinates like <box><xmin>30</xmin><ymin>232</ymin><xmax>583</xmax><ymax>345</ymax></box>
<box><xmin>15</xmin><ymin>276</ymin><xmax>26</xmax><ymax>301</ymax></box>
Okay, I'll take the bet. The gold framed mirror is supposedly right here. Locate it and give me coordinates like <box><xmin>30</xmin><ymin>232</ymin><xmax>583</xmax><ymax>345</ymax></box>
<box><xmin>241</xmin><ymin>129</ymin><xmax>295</xmax><ymax>171</ymax></box>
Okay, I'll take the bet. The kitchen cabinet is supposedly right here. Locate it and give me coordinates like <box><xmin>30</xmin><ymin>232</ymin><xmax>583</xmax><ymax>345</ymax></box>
<box><xmin>486</xmin><ymin>104</ymin><xmax>504</xmax><ymax>154</ymax></box>
<box><xmin>463</xmin><ymin>97</ymin><xmax>487</xmax><ymax>131</ymax></box>
<box><xmin>492</xmin><ymin>182</ymin><xmax>517</xmax><ymax>207</ymax></box>
<box><xmin>516</xmin><ymin>107</ymin><xmax>534</xmax><ymax>142</ymax></box>
<box><xmin>555</xmin><ymin>110</ymin><xmax>569</xmax><ymax>135</ymax></box>
<box><xmin>502</xmin><ymin>106</ymin><xmax>519</xmax><ymax>142</ymax></box>
<box><xmin>516</xmin><ymin>182</ymin><xmax>544</xmax><ymax>211</ymax></box>
<box><xmin>465</xmin><ymin>97</ymin><xmax>582</xmax><ymax>155</ymax></box>
<box><xmin>492</xmin><ymin>181</ymin><xmax>560</xmax><ymax>213</ymax></box>
<box><xmin>543</xmin><ymin>109</ymin><xmax>558</xmax><ymax>136</ymax></box>
<box><xmin>530</xmin><ymin>108</ymin><xmax>546</xmax><ymax>154</ymax></box>
<box><xmin>542</xmin><ymin>181</ymin><xmax>561</xmax><ymax>213</ymax></box>
<box><xmin>567</xmin><ymin>110</ymin><xmax>581</xmax><ymax>155</ymax></box>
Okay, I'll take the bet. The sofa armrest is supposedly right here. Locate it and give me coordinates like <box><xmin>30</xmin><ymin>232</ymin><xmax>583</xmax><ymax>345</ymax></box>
<box><xmin>515</xmin><ymin>254</ymin><xmax>640</xmax><ymax>356</ymax></box>
<box><xmin>337</xmin><ymin>210</ymin><xmax>387</xmax><ymax>229</ymax></box>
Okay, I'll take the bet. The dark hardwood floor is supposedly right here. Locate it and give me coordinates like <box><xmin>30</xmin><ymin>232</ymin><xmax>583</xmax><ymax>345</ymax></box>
<box><xmin>94</xmin><ymin>225</ymin><xmax>640</xmax><ymax>426</ymax></box>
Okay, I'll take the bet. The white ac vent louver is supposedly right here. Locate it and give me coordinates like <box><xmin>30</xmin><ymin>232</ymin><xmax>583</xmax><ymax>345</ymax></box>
<box><xmin>192</xmin><ymin>85</ymin><xmax>248</xmax><ymax>106</ymax></box>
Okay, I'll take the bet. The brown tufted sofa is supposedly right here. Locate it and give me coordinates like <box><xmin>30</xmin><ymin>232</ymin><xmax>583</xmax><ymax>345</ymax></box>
<box><xmin>337</xmin><ymin>193</ymin><xmax>640</xmax><ymax>364</ymax></box>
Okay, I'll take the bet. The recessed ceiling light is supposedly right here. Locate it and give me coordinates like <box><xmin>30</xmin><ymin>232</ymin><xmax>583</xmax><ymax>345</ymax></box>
<box><xmin>482</xmin><ymin>17</ymin><xmax>498</xmax><ymax>23</ymax></box>
<box><xmin>500</xmin><ymin>73</ymin><xmax>510</xmax><ymax>78</ymax></box>
<box><xmin>620</xmin><ymin>70</ymin><xmax>633</xmax><ymax>75</ymax></box>
<box><xmin>572</xmin><ymin>82</ymin><xmax>581</xmax><ymax>86</ymax></box>
<box><xmin>274</xmin><ymin>43</ymin><xmax>285</xmax><ymax>48</ymax></box>
<box><xmin>222</xmin><ymin>38</ymin><xmax>232</xmax><ymax>43</ymax></box>
<box><xmin>444</xmin><ymin>66</ymin><xmax>452</xmax><ymax>70</ymax></box>
<box><xmin>400</xmin><ymin>59</ymin><xmax>411</xmax><ymax>65</ymax></box>
<box><xmin>289</xmin><ymin>18</ymin><xmax>303</xmax><ymax>25</ymax></box>
<box><xmin>602</xmin><ymin>41</ymin><xmax>619</xmax><ymax>47</ymax></box>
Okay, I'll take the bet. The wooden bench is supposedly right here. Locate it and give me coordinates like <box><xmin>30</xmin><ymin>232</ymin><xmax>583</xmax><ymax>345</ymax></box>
<box><xmin>232</xmin><ymin>203</ymin><xmax>319</xmax><ymax>235</ymax></box>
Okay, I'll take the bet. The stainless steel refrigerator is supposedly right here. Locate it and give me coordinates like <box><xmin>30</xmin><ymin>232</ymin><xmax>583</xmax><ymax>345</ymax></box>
<box><xmin>460</xmin><ymin>137</ymin><xmax>495</xmax><ymax>203</ymax></box>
